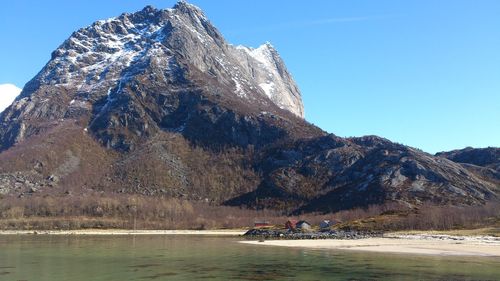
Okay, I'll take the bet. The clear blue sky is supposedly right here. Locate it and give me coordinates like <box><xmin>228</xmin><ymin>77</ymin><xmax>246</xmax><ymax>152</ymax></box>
<box><xmin>0</xmin><ymin>0</ymin><xmax>499</xmax><ymax>153</ymax></box>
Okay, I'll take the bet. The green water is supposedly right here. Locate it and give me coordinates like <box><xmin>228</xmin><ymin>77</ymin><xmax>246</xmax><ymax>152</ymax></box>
<box><xmin>0</xmin><ymin>235</ymin><xmax>499</xmax><ymax>280</ymax></box>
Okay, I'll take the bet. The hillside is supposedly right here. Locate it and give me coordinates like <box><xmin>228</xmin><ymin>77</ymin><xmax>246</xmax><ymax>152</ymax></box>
<box><xmin>0</xmin><ymin>2</ymin><xmax>498</xmax><ymax>219</ymax></box>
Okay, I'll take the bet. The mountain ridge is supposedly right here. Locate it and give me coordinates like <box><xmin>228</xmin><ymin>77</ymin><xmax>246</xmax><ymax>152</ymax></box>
<box><xmin>0</xmin><ymin>1</ymin><xmax>497</xmax><ymax>214</ymax></box>
<box><xmin>436</xmin><ymin>147</ymin><xmax>499</xmax><ymax>170</ymax></box>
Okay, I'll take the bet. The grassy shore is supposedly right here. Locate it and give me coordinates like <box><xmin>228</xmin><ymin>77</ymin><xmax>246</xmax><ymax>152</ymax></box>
<box><xmin>0</xmin><ymin>229</ymin><xmax>247</xmax><ymax>236</ymax></box>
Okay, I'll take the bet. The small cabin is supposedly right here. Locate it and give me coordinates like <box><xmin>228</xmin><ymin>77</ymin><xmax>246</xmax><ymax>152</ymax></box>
<box><xmin>254</xmin><ymin>220</ymin><xmax>271</xmax><ymax>228</ymax></box>
<box><xmin>285</xmin><ymin>219</ymin><xmax>298</xmax><ymax>231</ymax></box>
<box><xmin>296</xmin><ymin>220</ymin><xmax>312</xmax><ymax>231</ymax></box>
<box><xmin>321</xmin><ymin>219</ymin><xmax>340</xmax><ymax>230</ymax></box>
<box><xmin>320</xmin><ymin>220</ymin><xmax>332</xmax><ymax>230</ymax></box>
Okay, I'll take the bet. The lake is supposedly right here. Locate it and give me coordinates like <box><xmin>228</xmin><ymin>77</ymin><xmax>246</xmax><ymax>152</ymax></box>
<box><xmin>0</xmin><ymin>235</ymin><xmax>499</xmax><ymax>280</ymax></box>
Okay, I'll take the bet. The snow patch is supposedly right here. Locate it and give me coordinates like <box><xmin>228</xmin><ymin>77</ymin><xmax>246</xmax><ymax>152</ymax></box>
<box><xmin>258</xmin><ymin>82</ymin><xmax>275</xmax><ymax>99</ymax></box>
<box><xmin>233</xmin><ymin>78</ymin><xmax>246</xmax><ymax>98</ymax></box>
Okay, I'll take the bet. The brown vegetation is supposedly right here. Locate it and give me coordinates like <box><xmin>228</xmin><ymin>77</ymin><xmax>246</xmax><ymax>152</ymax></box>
<box><xmin>0</xmin><ymin>194</ymin><xmax>287</xmax><ymax>230</ymax></box>
<box><xmin>334</xmin><ymin>201</ymin><xmax>500</xmax><ymax>232</ymax></box>
<box><xmin>0</xmin><ymin>193</ymin><xmax>498</xmax><ymax>232</ymax></box>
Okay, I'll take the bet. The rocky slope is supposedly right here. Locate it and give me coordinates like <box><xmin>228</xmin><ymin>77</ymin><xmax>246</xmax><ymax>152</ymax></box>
<box><xmin>436</xmin><ymin>147</ymin><xmax>499</xmax><ymax>171</ymax></box>
<box><xmin>0</xmin><ymin>2</ymin><xmax>307</xmax><ymax>152</ymax></box>
<box><xmin>435</xmin><ymin>147</ymin><xmax>500</xmax><ymax>189</ymax></box>
<box><xmin>228</xmin><ymin>135</ymin><xmax>498</xmax><ymax>212</ymax></box>
<box><xmin>0</xmin><ymin>2</ymin><xmax>497</xmax><ymax>213</ymax></box>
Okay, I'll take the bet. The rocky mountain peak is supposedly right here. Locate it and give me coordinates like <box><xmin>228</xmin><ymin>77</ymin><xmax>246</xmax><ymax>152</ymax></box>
<box><xmin>16</xmin><ymin>1</ymin><xmax>305</xmax><ymax>113</ymax></box>
<box><xmin>0</xmin><ymin>2</ymin><xmax>307</xmax><ymax>151</ymax></box>
<box><xmin>173</xmin><ymin>1</ymin><xmax>205</xmax><ymax>17</ymax></box>
<box><xmin>233</xmin><ymin>43</ymin><xmax>304</xmax><ymax>117</ymax></box>
<box><xmin>0</xmin><ymin>2</ymin><xmax>496</xmax><ymax>214</ymax></box>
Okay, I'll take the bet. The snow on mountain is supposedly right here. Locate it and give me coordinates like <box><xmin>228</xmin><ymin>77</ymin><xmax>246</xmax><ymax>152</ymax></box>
<box><xmin>0</xmin><ymin>2</ymin><xmax>309</xmax><ymax>152</ymax></box>
<box><xmin>234</xmin><ymin>43</ymin><xmax>304</xmax><ymax>117</ymax></box>
<box><xmin>22</xmin><ymin>2</ymin><xmax>304</xmax><ymax>118</ymax></box>
<box><xmin>0</xmin><ymin>84</ymin><xmax>21</xmax><ymax>113</ymax></box>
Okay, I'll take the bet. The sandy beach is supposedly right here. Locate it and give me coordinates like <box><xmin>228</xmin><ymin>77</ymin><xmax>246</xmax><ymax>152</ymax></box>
<box><xmin>240</xmin><ymin>235</ymin><xmax>500</xmax><ymax>257</ymax></box>
<box><xmin>0</xmin><ymin>229</ymin><xmax>247</xmax><ymax>236</ymax></box>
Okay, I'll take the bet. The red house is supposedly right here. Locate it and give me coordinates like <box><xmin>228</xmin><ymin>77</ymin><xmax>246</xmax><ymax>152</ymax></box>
<box><xmin>254</xmin><ymin>220</ymin><xmax>271</xmax><ymax>228</ymax></box>
<box><xmin>285</xmin><ymin>219</ymin><xmax>298</xmax><ymax>230</ymax></box>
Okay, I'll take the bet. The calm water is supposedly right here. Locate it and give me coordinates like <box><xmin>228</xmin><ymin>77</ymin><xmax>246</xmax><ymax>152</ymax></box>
<box><xmin>0</xmin><ymin>235</ymin><xmax>499</xmax><ymax>281</ymax></box>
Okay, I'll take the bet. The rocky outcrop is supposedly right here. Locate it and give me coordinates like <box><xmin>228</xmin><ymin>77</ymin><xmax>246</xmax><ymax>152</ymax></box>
<box><xmin>233</xmin><ymin>44</ymin><xmax>304</xmax><ymax>117</ymax></box>
<box><xmin>436</xmin><ymin>147</ymin><xmax>499</xmax><ymax>171</ymax></box>
<box><xmin>435</xmin><ymin>147</ymin><xmax>500</xmax><ymax>188</ymax></box>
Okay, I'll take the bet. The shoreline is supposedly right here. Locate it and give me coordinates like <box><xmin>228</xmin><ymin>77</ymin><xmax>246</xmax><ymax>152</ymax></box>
<box><xmin>240</xmin><ymin>235</ymin><xmax>500</xmax><ymax>257</ymax></box>
<box><xmin>2</xmin><ymin>229</ymin><xmax>500</xmax><ymax>257</ymax></box>
<box><xmin>0</xmin><ymin>229</ymin><xmax>247</xmax><ymax>236</ymax></box>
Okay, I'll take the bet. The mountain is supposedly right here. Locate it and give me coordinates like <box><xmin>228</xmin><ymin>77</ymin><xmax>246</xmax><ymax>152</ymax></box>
<box><xmin>228</xmin><ymin>135</ymin><xmax>498</xmax><ymax>213</ymax></box>
<box><xmin>0</xmin><ymin>2</ymin><xmax>307</xmax><ymax>153</ymax></box>
<box><xmin>436</xmin><ymin>147</ymin><xmax>499</xmax><ymax>171</ymax></box>
<box><xmin>436</xmin><ymin>147</ymin><xmax>500</xmax><ymax>186</ymax></box>
<box><xmin>0</xmin><ymin>2</ymin><xmax>497</xmax><ymax>213</ymax></box>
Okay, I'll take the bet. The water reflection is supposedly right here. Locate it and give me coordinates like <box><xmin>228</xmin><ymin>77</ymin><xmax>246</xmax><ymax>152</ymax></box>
<box><xmin>0</xmin><ymin>235</ymin><xmax>498</xmax><ymax>281</ymax></box>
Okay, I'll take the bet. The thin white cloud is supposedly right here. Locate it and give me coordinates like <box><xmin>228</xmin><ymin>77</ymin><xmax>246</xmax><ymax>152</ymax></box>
<box><xmin>0</xmin><ymin>84</ymin><xmax>22</xmax><ymax>113</ymax></box>
<box><xmin>227</xmin><ymin>15</ymin><xmax>397</xmax><ymax>34</ymax></box>
<box><xmin>277</xmin><ymin>15</ymin><xmax>397</xmax><ymax>30</ymax></box>
<box><xmin>306</xmin><ymin>15</ymin><xmax>395</xmax><ymax>25</ymax></box>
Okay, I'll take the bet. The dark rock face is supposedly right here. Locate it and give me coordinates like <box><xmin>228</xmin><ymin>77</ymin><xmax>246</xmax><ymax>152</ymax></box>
<box><xmin>228</xmin><ymin>135</ymin><xmax>498</xmax><ymax>213</ymax></box>
<box><xmin>435</xmin><ymin>147</ymin><xmax>500</xmax><ymax>188</ymax></box>
<box><xmin>436</xmin><ymin>147</ymin><xmax>500</xmax><ymax>171</ymax></box>
<box><xmin>0</xmin><ymin>2</ymin><xmax>497</xmax><ymax>213</ymax></box>
<box><xmin>0</xmin><ymin>2</ymin><xmax>307</xmax><ymax>152</ymax></box>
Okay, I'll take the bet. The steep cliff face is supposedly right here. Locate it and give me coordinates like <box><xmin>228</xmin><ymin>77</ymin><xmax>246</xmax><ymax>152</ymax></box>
<box><xmin>0</xmin><ymin>2</ymin><xmax>306</xmax><ymax>152</ymax></box>
<box><xmin>233</xmin><ymin>44</ymin><xmax>304</xmax><ymax>117</ymax></box>
<box><xmin>0</xmin><ymin>2</ymin><xmax>497</xmax><ymax>213</ymax></box>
